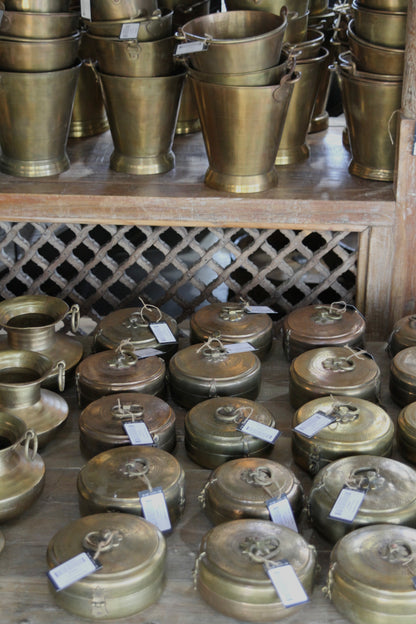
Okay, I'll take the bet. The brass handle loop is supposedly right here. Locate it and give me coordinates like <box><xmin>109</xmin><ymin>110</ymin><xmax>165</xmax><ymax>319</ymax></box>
<box><xmin>122</xmin><ymin>458</ymin><xmax>153</xmax><ymax>491</ymax></box>
<box><xmin>24</xmin><ymin>429</ymin><xmax>38</xmax><ymax>461</ymax></box>
<box><xmin>69</xmin><ymin>304</ymin><xmax>80</xmax><ymax>333</ymax></box>
<box><xmin>197</xmin><ymin>335</ymin><xmax>228</xmax><ymax>361</ymax></box>
<box><xmin>109</xmin><ymin>339</ymin><xmax>137</xmax><ymax>369</ymax></box>
<box><xmin>379</xmin><ymin>540</ymin><xmax>414</xmax><ymax>566</ymax></box>
<box><xmin>346</xmin><ymin>466</ymin><xmax>385</xmax><ymax>491</ymax></box>
<box><xmin>240</xmin><ymin>466</ymin><xmax>278</xmax><ymax>498</ymax></box>
<box><xmin>239</xmin><ymin>536</ymin><xmax>280</xmax><ymax>567</ymax></box>
<box><xmin>312</xmin><ymin>301</ymin><xmax>347</xmax><ymax>324</ymax></box>
<box><xmin>322</xmin><ymin>356</ymin><xmax>355</xmax><ymax>372</ymax></box>
<box><xmin>215</xmin><ymin>405</ymin><xmax>253</xmax><ymax>424</ymax></box>
<box><xmin>82</xmin><ymin>529</ymin><xmax>123</xmax><ymax>560</ymax></box>
<box><xmin>125</xmin><ymin>297</ymin><xmax>163</xmax><ymax>328</ymax></box>
<box><xmin>112</xmin><ymin>398</ymin><xmax>144</xmax><ymax>422</ymax></box>
<box><xmin>219</xmin><ymin>304</ymin><xmax>246</xmax><ymax>322</ymax></box>
<box><xmin>328</xmin><ymin>402</ymin><xmax>360</xmax><ymax>428</ymax></box>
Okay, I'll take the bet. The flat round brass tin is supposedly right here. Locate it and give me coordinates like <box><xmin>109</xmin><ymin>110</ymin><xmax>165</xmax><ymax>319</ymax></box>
<box><xmin>388</xmin><ymin>314</ymin><xmax>416</xmax><ymax>356</ymax></box>
<box><xmin>110</xmin><ymin>150</ymin><xmax>175</xmax><ymax>176</ymax></box>
<box><xmin>79</xmin><ymin>392</ymin><xmax>176</xmax><ymax>458</ymax></box>
<box><xmin>289</xmin><ymin>346</ymin><xmax>380</xmax><ymax>409</ymax></box>
<box><xmin>309</xmin><ymin>455</ymin><xmax>416</xmax><ymax>543</ymax></box>
<box><xmin>46</xmin><ymin>512</ymin><xmax>166</xmax><ymax>619</ymax></box>
<box><xmin>77</xmin><ymin>446</ymin><xmax>185</xmax><ymax>525</ymax></box>
<box><xmin>195</xmin><ymin>519</ymin><xmax>316</xmax><ymax>621</ymax></box>
<box><xmin>282</xmin><ymin>302</ymin><xmax>366</xmax><ymax>361</ymax></box>
<box><xmin>200</xmin><ymin>457</ymin><xmax>303</xmax><ymax>524</ymax></box>
<box><xmin>327</xmin><ymin>524</ymin><xmax>416</xmax><ymax>624</ymax></box>
<box><xmin>190</xmin><ymin>302</ymin><xmax>273</xmax><ymax>360</ymax></box>
<box><xmin>390</xmin><ymin>346</ymin><xmax>416</xmax><ymax>407</ymax></box>
<box><xmin>168</xmin><ymin>341</ymin><xmax>262</xmax><ymax>408</ymax></box>
<box><xmin>185</xmin><ymin>396</ymin><xmax>275</xmax><ymax>468</ymax></box>
<box><xmin>75</xmin><ymin>348</ymin><xmax>166</xmax><ymax>407</ymax></box>
<box><xmin>204</xmin><ymin>166</ymin><xmax>279</xmax><ymax>194</ymax></box>
<box><xmin>292</xmin><ymin>395</ymin><xmax>394</xmax><ymax>475</ymax></box>
<box><xmin>397</xmin><ymin>402</ymin><xmax>416</xmax><ymax>464</ymax></box>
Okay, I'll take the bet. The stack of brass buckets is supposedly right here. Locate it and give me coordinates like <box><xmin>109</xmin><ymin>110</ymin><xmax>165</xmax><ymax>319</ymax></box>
<box><xmin>83</xmin><ymin>0</ymin><xmax>185</xmax><ymax>175</ymax></box>
<box><xmin>182</xmin><ymin>9</ymin><xmax>299</xmax><ymax>193</ymax></box>
<box><xmin>337</xmin><ymin>0</ymin><xmax>407</xmax><ymax>180</ymax></box>
<box><xmin>0</xmin><ymin>0</ymin><xmax>81</xmax><ymax>177</ymax></box>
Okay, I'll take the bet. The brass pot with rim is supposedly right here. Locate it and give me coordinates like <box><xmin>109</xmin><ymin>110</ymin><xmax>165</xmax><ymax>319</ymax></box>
<box><xmin>390</xmin><ymin>346</ymin><xmax>416</xmax><ymax>407</ymax></box>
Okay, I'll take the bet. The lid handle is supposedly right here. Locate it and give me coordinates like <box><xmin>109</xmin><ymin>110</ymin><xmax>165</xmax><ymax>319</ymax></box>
<box><xmin>124</xmin><ymin>297</ymin><xmax>163</xmax><ymax>329</ymax></box>
<box><xmin>345</xmin><ymin>466</ymin><xmax>385</xmax><ymax>491</ymax></box>
<box><xmin>239</xmin><ymin>536</ymin><xmax>280</xmax><ymax>568</ymax></box>
<box><xmin>122</xmin><ymin>458</ymin><xmax>153</xmax><ymax>491</ymax></box>
<box><xmin>112</xmin><ymin>398</ymin><xmax>144</xmax><ymax>422</ymax></box>
<box><xmin>219</xmin><ymin>298</ymin><xmax>248</xmax><ymax>322</ymax></box>
<box><xmin>197</xmin><ymin>335</ymin><xmax>228</xmax><ymax>361</ymax></box>
<box><xmin>215</xmin><ymin>405</ymin><xmax>253</xmax><ymax>424</ymax></box>
<box><xmin>108</xmin><ymin>339</ymin><xmax>137</xmax><ymax>369</ymax></box>
<box><xmin>240</xmin><ymin>466</ymin><xmax>279</xmax><ymax>499</ymax></box>
<box><xmin>379</xmin><ymin>540</ymin><xmax>414</xmax><ymax>566</ymax></box>
<box><xmin>82</xmin><ymin>529</ymin><xmax>123</xmax><ymax>560</ymax></box>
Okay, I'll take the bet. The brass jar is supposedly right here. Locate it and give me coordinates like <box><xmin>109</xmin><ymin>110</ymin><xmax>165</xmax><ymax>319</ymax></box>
<box><xmin>75</xmin><ymin>342</ymin><xmax>166</xmax><ymax>407</ymax></box>
<box><xmin>195</xmin><ymin>519</ymin><xmax>317</xmax><ymax>622</ymax></box>
<box><xmin>309</xmin><ymin>455</ymin><xmax>416</xmax><ymax>543</ymax></box>
<box><xmin>185</xmin><ymin>396</ymin><xmax>276</xmax><ymax>468</ymax></box>
<box><xmin>390</xmin><ymin>346</ymin><xmax>416</xmax><ymax>407</ymax></box>
<box><xmin>282</xmin><ymin>302</ymin><xmax>366</xmax><ymax>361</ymax></box>
<box><xmin>0</xmin><ymin>412</ymin><xmax>44</xmax><ymax>522</ymax></box>
<box><xmin>46</xmin><ymin>512</ymin><xmax>166</xmax><ymax>619</ymax></box>
<box><xmin>77</xmin><ymin>445</ymin><xmax>185</xmax><ymax>525</ymax></box>
<box><xmin>289</xmin><ymin>346</ymin><xmax>380</xmax><ymax>409</ymax></box>
<box><xmin>388</xmin><ymin>314</ymin><xmax>416</xmax><ymax>357</ymax></box>
<box><xmin>169</xmin><ymin>338</ymin><xmax>262</xmax><ymax>408</ymax></box>
<box><xmin>190</xmin><ymin>301</ymin><xmax>273</xmax><ymax>360</ymax></box>
<box><xmin>326</xmin><ymin>524</ymin><xmax>416</xmax><ymax>624</ymax></box>
<box><xmin>199</xmin><ymin>457</ymin><xmax>303</xmax><ymax>524</ymax></box>
<box><xmin>292</xmin><ymin>395</ymin><xmax>394</xmax><ymax>475</ymax></box>
<box><xmin>397</xmin><ymin>402</ymin><xmax>416</xmax><ymax>464</ymax></box>
<box><xmin>0</xmin><ymin>350</ymin><xmax>67</xmax><ymax>448</ymax></box>
<box><xmin>79</xmin><ymin>392</ymin><xmax>176</xmax><ymax>458</ymax></box>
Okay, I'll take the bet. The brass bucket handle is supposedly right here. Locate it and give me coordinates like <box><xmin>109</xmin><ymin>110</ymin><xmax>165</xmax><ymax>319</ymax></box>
<box><xmin>24</xmin><ymin>429</ymin><xmax>38</xmax><ymax>461</ymax></box>
<box><xmin>272</xmin><ymin>69</ymin><xmax>301</xmax><ymax>101</ymax></box>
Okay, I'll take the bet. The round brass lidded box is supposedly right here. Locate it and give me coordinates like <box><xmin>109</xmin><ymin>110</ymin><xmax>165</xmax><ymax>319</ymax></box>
<box><xmin>282</xmin><ymin>302</ymin><xmax>366</xmax><ymax>361</ymax></box>
<box><xmin>185</xmin><ymin>396</ymin><xmax>276</xmax><ymax>468</ymax></box>
<box><xmin>190</xmin><ymin>301</ymin><xmax>273</xmax><ymax>360</ymax></box>
<box><xmin>169</xmin><ymin>337</ymin><xmax>262</xmax><ymax>408</ymax></box>
<box><xmin>199</xmin><ymin>457</ymin><xmax>303</xmax><ymax>525</ymax></box>
<box><xmin>46</xmin><ymin>512</ymin><xmax>166</xmax><ymax>620</ymax></box>
<box><xmin>325</xmin><ymin>524</ymin><xmax>416</xmax><ymax>624</ymax></box>
<box><xmin>309</xmin><ymin>455</ymin><xmax>416</xmax><ymax>544</ymax></box>
<box><xmin>289</xmin><ymin>346</ymin><xmax>380</xmax><ymax>409</ymax></box>
<box><xmin>397</xmin><ymin>401</ymin><xmax>416</xmax><ymax>464</ymax></box>
<box><xmin>388</xmin><ymin>314</ymin><xmax>416</xmax><ymax>356</ymax></box>
<box><xmin>292</xmin><ymin>395</ymin><xmax>394</xmax><ymax>475</ymax></box>
<box><xmin>194</xmin><ymin>519</ymin><xmax>317</xmax><ymax>622</ymax></box>
<box><xmin>390</xmin><ymin>346</ymin><xmax>416</xmax><ymax>407</ymax></box>
<box><xmin>79</xmin><ymin>392</ymin><xmax>176</xmax><ymax>458</ymax></box>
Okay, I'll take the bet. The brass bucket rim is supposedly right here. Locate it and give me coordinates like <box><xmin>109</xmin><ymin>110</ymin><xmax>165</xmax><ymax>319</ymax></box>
<box><xmin>0</xmin><ymin>31</ymin><xmax>81</xmax><ymax>43</ymax></box>
<box><xmin>0</xmin><ymin>58</ymin><xmax>82</xmax><ymax>77</ymax></box>
<box><xmin>337</xmin><ymin>51</ymin><xmax>403</xmax><ymax>83</ymax></box>
<box><xmin>351</xmin><ymin>0</ymin><xmax>407</xmax><ymax>17</ymax></box>
<box><xmin>0</xmin><ymin>349</ymin><xmax>54</xmax><ymax>387</ymax></box>
<box><xmin>347</xmin><ymin>19</ymin><xmax>405</xmax><ymax>55</ymax></box>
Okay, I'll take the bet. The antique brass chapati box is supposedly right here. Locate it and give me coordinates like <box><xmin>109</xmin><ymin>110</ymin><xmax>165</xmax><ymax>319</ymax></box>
<box><xmin>326</xmin><ymin>524</ymin><xmax>416</xmax><ymax>624</ymax></box>
<box><xmin>397</xmin><ymin>401</ymin><xmax>416</xmax><ymax>464</ymax></box>
<box><xmin>390</xmin><ymin>346</ymin><xmax>416</xmax><ymax>407</ymax></box>
<box><xmin>388</xmin><ymin>314</ymin><xmax>416</xmax><ymax>356</ymax></box>
<box><xmin>194</xmin><ymin>518</ymin><xmax>317</xmax><ymax>621</ymax></box>
<box><xmin>46</xmin><ymin>512</ymin><xmax>166</xmax><ymax>619</ymax></box>
<box><xmin>292</xmin><ymin>395</ymin><xmax>394</xmax><ymax>475</ymax></box>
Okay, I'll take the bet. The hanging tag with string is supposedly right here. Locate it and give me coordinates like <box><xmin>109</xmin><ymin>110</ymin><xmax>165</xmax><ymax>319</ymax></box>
<box><xmin>266</xmin><ymin>560</ymin><xmax>310</xmax><ymax>608</ymax></box>
<box><xmin>267</xmin><ymin>495</ymin><xmax>298</xmax><ymax>533</ymax></box>
<box><xmin>237</xmin><ymin>414</ymin><xmax>280</xmax><ymax>445</ymax></box>
<box><xmin>293</xmin><ymin>410</ymin><xmax>336</xmax><ymax>438</ymax></box>
<box><xmin>139</xmin><ymin>486</ymin><xmax>171</xmax><ymax>532</ymax></box>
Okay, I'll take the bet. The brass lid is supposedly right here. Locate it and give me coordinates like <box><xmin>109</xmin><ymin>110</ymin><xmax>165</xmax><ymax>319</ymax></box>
<box><xmin>283</xmin><ymin>303</ymin><xmax>365</xmax><ymax>345</ymax></box>
<box><xmin>390</xmin><ymin>347</ymin><xmax>416</xmax><ymax>387</ymax></box>
<box><xmin>398</xmin><ymin>402</ymin><xmax>416</xmax><ymax>443</ymax></box>
<box><xmin>389</xmin><ymin>315</ymin><xmax>416</xmax><ymax>355</ymax></box>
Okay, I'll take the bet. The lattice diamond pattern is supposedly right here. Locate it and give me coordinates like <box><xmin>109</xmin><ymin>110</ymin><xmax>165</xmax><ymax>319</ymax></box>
<box><xmin>0</xmin><ymin>222</ymin><xmax>359</xmax><ymax>323</ymax></box>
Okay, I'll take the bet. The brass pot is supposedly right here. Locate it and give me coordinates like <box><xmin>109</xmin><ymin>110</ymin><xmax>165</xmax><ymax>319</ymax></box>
<box><xmin>327</xmin><ymin>524</ymin><xmax>416</xmax><ymax>624</ymax></box>
<box><xmin>0</xmin><ymin>412</ymin><xmax>44</xmax><ymax>522</ymax></box>
<box><xmin>0</xmin><ymin>10</ymin><xmax>79</xmax><ymax>38</ymax></box>
<box><xmin>347</xmin><ymin>19</ymin><xmax>405</xmax><ymax>76</ymax></box>
<box><xmin>46</xmin><ymin>513</ymin><xmax>166</xmax><ymax>619</ymax></box>
<box><xmin>283</xmin><ymin>27</ymin><xmax>324</xmax><ymax>60</ymax></box>
<box><xmin>190</xmin><ymin>301</ymin><xmax>273</xmax><ymax>360</ymax></box>
<box><xmin>309</xmin><ymin>455</ymin><xmax>416</xmax><ymax>543</ymax></box>
<box><xmin>187</xmin><ymin>52</ymin><xmax>292</xmax><ymax>86</ymax></box>
<box><xmin>397</xmin><ymin>402</ymin><xmax>416</xmax><ymax>465</ymax></box>
<box><xmin>200</xmin><ymin>457</ymin><xmax>303</xmax><ymax>524</ymax></box>
<box><xmin>77</xmin><ymin>445</ymin><xmax>185</xmax><ymax>525</ymax></box>
<box><xmin>390</xmin><ymin>346</ymin><xmax>416</xmax><ymax>407</ymax></box>
<box><xmin>184</xmin><ymin>396</ymin><xmax>275</xmax><ymax>468</ymax></box>
<box><xmin>0</xmin><ymin>63</ymin><xmax>81</xmax><ymax>177</ymax></box>
<box><xmin>0</xmin><ymin>32</ymin><xmax>81</xmax><ymax>71</ymax></box>
<box><xmin>4</xmin><ymin>0</ymin><xmax>70</xmax><ymax>10</ymax></box>
<box><xmin>79</xmin><ymin>391</ymin><xmax>176</xmax><ymax>458</ymax></box>
<box><xmin>388</xmin><ymin>315</ymin><xmax>416</xmax><ymax>357</ymax></box>
<box><xmin>88</xmin><ymin>0</ymin><xmax>158</xmax><ymax>20</ymax></box>
<box><xmin>181</xmin><ymin>9</ymin><xmax>287</xmax><ymax>74</ymax></box>
<box><xmin>0</xmin><ymin>350</ymin><xmax>67</xmax><ymax>447</ymax></box>
<box><xmin>292</xmin><ymin>395</ymin><xmax>394</xmax><ymax>475</ymax></box>
<box><xmin>351</xmin><ymin>0</ymin><xmax>407</xmax><ymax>48</ymax></box>
<box><xmin>284</xmin><ymin>9</ymin><xmax>309</xmax><ymax>44</ymax></box>
<box><xmin>195</xmin><ymin>519</ymin><xmax>317</xmax><ymax>622</ymax></box>
<box><xmin>84</xmin><ymin>8</ymin><xmax>173</xmax><ymax>41</ymax></box>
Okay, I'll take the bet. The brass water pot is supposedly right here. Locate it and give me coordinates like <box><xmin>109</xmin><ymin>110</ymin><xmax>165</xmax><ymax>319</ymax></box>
<box><xmin>0</xmin><ymin>9</ymin><xmax>79</xmax><ymax>39</ymax></box>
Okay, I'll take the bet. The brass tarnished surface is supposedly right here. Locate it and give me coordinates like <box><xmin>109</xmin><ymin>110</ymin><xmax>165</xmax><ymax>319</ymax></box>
<box><xmin>390</xmin><ymin>346</ymin><xmax>416</xmax><ymax>387</ymax></box>
<box><xmin>283</xmin><ymin>303</ymin><xmax>365</xmax><ymax>343</ymax></box>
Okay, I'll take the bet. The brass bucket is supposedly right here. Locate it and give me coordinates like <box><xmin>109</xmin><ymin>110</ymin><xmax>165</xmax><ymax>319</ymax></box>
<box><xmin>347</xmin><ymin>19</ymin><xmax>405</xmax><ymax>76</ymax></box>
<box><xmin>88</xmin><ymin>0</ymin><xmax>158</xmax><ymax>20</ymax></box>
<box><xmin>225</xmin><ymin>0</ymin><xmax>309</xmax><ymax>16</ymax></box>
<box><xmin>284</xmin><ymin>9</ymin><xmax>309</xmax><ymax>44</ymax></box>
<box><xmin>84</xmin><ymin>8</ymin><xmax>173</xmax><ymax>41</ymax></box>
<box><xmin>5</xmin><ymin>0</ymin><xmax>71</xmax><ymax>10</ymax></box>
<box><xmin>308</xmin><ymin>10</ymin><xmax>335</xmax><ymax>133</ymax></box>
<box><xmin>351</xmin><ymin>0</ymin><xmax>407</xmax><ymax>48</ymax></box>
<box><xmin>276</xmin><ymin>47</ymin><xmax>329</xmax><ymax>165</ymax></box>
<box><xmin>283</xmin><ymin>27</ymin><xmax>324</xmax><ymax>60</ymax></box>
<box><xmin>98</xmin><ymin>68</ymin><xmax>186</xmax><ymax>175</ymax></box>
<box><xmin>0</xmin><ymin>62</ymin><xmax>81</xmax><ymax>177</ymax></box>
<box><xmin>0</xmin><ymin>10</ymin><xmax>79</xmax><ymax>39</ymax></box>
<box><xmin>0</xmin><ymin>31</ymin><xmax>81</xmax><ymax>72</ymax></box>
<box><xmin>190</xmin><ymin>70</ymin><xmax>299</xmax><ymax>193</ymax></box>
<box><xmin>359</xmin><ymin>0</ymin><xmax>408</xmax><ymax>10</ymax></box>
<box><xmin>336</xmin><ymin>53</ymin><xmax>402</xmax><ymax>181</ymax></box>
<box><xmin>175</xmin><ymin>75</ymin><xmax>201</xmax><ymax>135</ymax></box>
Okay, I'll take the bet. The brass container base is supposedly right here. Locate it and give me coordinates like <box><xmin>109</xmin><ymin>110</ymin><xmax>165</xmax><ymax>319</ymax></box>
<box><xmin>275</xmin><ymin>143</ymin><xmax>310</xmax><ymax>165</ymax></box>
<box><xmin>175</xmin><ymin>118</ymin><xmax>201</xmax><ymax>135</ymax></box>
<box><xmin>110</xmin><ymin>150</ymin><xmax>175</xmax><ymax>176</ymax></box>
<box><xmin>204</xmin><ymin>167</ymin><xmax>278</xmax><ymax>194</ymax></box>
<box><xmin>0</xmin><ymin>153</ymin><xmax>69</xmax><ymax>178</ymax></box>
<box><xmin>309</xmin><ymin>110</ymin><xmax>329</xmax><ymax>133</ymax></box>
<box><xmin>69</xmin><ymin>118</ymin><xmax>109</xmax><ymax>139</ymax></box>
<box><xmin>349</xmin><ymin>160</ymin><xmax>394</xmax><ymax>182</ymax></box>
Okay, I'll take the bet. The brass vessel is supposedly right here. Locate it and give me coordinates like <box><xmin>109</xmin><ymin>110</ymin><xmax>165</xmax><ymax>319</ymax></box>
<box><xmin>351</xmin><ymin>0</ymin><xmax>407</xmax><ymax>48</ymax></box>
<box><xmin>283</xmin><ymin>27</ymin><xmax>325</xmax><ymax>60</ymax></box>
<box><xmin>88</xmin><ymin>0</ymin><xmax>158</xmax><ymax>20</ymax></box>
<box><xmin>5</xmin><ymin>0</ymin><xmax>71</xmax><ymax>11</ymax></box>
<box><xmin>0</xmin><ymin>32</ymin><xmax>81</xmax><ymax>72</ymax></box>
<box><xmin>284</xmin><ymin>9</ymin><xmax>309</xmax><ymax>44</ymax></box>
<box><xmin>0</xmin><ymin>412</ymin><xmax>44</xmax><ymax>522</ymax></box>
<box><xmin>289</xmin><ymin>346</ymin><xmax>381</xmax><ymax>409</ymax></box>
<box><xmin>169</xmin><ymin>338</ymin><xmax>262</xmax><ymax>408</ymax></box>
<box><xmin>388</xmin><ymin>314</ymin><xmax>416</xmax><ymax>357</ymax></box>
<box><xmin>326</xmin><ymin>524</ymin><xmax>416</xmax><ymax>624</ymax></box>
<box><xmin>225</xmin><ymin>0</ymin><xmax>309</xmax><ymax>17</ymax></box>
<box><xmin>190</xmin><ymin>301</ymin><xmax>273</xmax><ymax>360</ymax></box>
<box><xmin>390</xmin><ymin>346</ymin><xmax>416</xmax><ymax>407</ymax></box>
<box><xmin>79</xmin><ymin>392</ymin><xmax>176</xmax><ymax>458</ymax></box>
<box><xmin>175</xmin><ymin>75</ymin><xmax>200</xmax><ymax>134</ymax></box>
<box><xmin>77</xmin><ymin>445</ymin><xmax>185</xmax><ymax>525</ymax></box>
<box><xmin>0</xmin><ymin>10</ymin><xmax>79</xmax><ymax>38</ymax></box>
<box><xmin>195</xmin><ymin>519</ymin><xmax>317</xmax><ymax>621</ymax></box>
<box><xmin>397</xmin><ymin>402</ymin><xmax>416</xmax><ymax>464</ymax></box>
<box><xmin>292</xmin><ymin>395</ymin><xmax>394</xmax><ymax>475</ymax></box>
<box><xmin>46</xmin><ymin>512</ymin><xmax>166</xmax><ymax>619</ymax></box>
<box><xmin>359</xmin><ymin>0</ymin><xmax>408</xmax><ymax>9</ymax></box>
<box><xmin>309</xmin><ymin>455</ymin><xmax>416</xmax><ymax>543</ymax></box>
<box><xmin>200</xmin><ymin>457</ymin><xmax>303</xmax><ymax>524</ymax></box>
<box><xmin>347</xmin><ymin>19</ymin><xmax>405</xmax><ymax>76</ymax></box>
<box><xmin>185</xmin><ymin>396</ymin><xmax>275</xmax><ymax>468</ymax></box>
<box><xmin>85</xmin><ymin>8</ymin><xmax>173</xmax><ymax>41</ymax></box>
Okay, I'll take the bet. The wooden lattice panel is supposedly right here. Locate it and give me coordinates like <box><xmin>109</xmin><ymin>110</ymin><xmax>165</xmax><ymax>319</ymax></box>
<box><xmin>0</xmin><ymin>222</ymin><xmax>358</xmax><ymax>324</ymax></box>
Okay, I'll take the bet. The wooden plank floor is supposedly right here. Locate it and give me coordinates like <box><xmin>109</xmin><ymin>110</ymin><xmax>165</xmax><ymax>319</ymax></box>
<box><xmin>0</xmin><ymin>327</ymin><xmax>403</xmax><ymax>624</ymax></box>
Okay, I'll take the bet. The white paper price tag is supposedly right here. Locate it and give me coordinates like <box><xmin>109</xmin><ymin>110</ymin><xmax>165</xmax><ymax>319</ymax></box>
<box><xmin>293</xmin><ymin>410</ymin><xmax>335</xmax><ymax>438</ymax></box>
<box><xmin>80</xmin><ymin>0</ymin><xmax>92</xmax><ymax>20</ymax></box>
<box><xmin>0</xmin><ymin>10</ymin><xmax>4</xmax><ymax>24</ymax></box>
<box><xmin>238</xmin><ymin>418</ymin><xmax>280</xmax><ymax>444</ymax></box>
<box><xmin>266</xmin><ymin>561</ymin><xmax>309</xmax><ymax>608</ymax></box>
<box><xmin>120</xmin><ymin>22</ymin><xmax>140</xmax><ymax>40</ymax></box>
<box><xmin>149</xmin><ymin>322</ymin><xmax>177</xmax><ymax>344</ymax></box>
<box><xmin>329</xmin><ymin>487</ymin><xmax>365</xmax><ymax>523</ymax></box>
<box><xmin>175</xmin><ymin>41</ymin><xmax>207</xmax><ymax>55</ymax></box>
<box><xmin>48</xmin><ymin>552</ymin><xmax>101</xmax><ymax>591</ymax></box>
<box><xmin>246</xmin><ymin>305</ymin><xmax>276</xmax><ymax>314</ymax></box>
<box><xmin>134</xmin><ymin>347</ymin><xmax>164</xmax><ymax>359</ymax></box>
<box><xmin>123</xmin><ymin>421</ymin><xmax>153</xmax><ymax>445</ymax></box>
<box><xmin>139</xmin><ymin>486</ymin><xmax>171</xmax><ymax>532</ymax></box>
<box><xmin>267</xmin><ymin>495</ymin><xmax>298</xmax><ymax>532</ymax></box>
<box><xmin>224</xmin><ymin>342</ymin><xmax>255</xmax><ymax>354</ymax></box>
